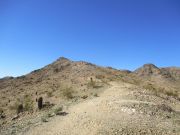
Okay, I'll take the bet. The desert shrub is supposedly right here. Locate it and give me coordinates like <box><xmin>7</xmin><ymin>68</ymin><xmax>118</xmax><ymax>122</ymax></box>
<box><xmin>81</xmin><ymin>95</ymin><xmax>88</xmax><ymax>99</ymax></box>
<box><xmin>41</xmin><ymin>115</ymin><xmax>48</xmax><ymax>122</ymax></box>
<box><xmin>32</xmin><ymin>69</ymin><xmax>40</xmax><ymax>73</ymax></box>
<box><xmin>47</xmin><ymin>91</ymin><xmax>53</xmax><ymax>97</ymax></box>
<box><xmin>62</xmin><ymin>87</ymin><xmax>74</xmax><ymax>99</ymax></box>
<box><xmin>24</xmin><ymin>97</ymin><xmax>33</xmax><ymax>111</ymax></box>
<box><xmin>143</xmin><ymin>83</ymin><xmax>179</xmax><ymax>98</ymax></box>
<box><xmin>165</xmin><ymin>91</ymin><xmax>178</xmax><ymax>97</ymax></box>
<box><xmin>143</xmin><ymin>83</ymin><xmax>156</xmax><ymax>91</ymax></box>
<box><xmin>88</xmin><ymin>81</ymin><xmax>96</xmax><ymax>88</ymax></box>
<box><xmin>143</xmin><ymin>83</ymin><xmax>162</xmax><ymax>96</ymax></box>
<box><xmin>54</xmin><ymin>68</ymin><xmax>59</xmax><ymax>73</ymax></box>
<box><xmin>107</xmin><ymin>66</ymin><xmax>114</xmax><ymax>69</ymax></box>
<box><xmin>87</xmin><ymin>78</ymin><xmax>97</xmax><ymax>88</ymax></box>
<box><xmin>94</xmin><ymin>93</ymin><xmax>98</xmax><ymax>97</ymax></box>
<box><xmin>46</xmin><ymin>112</ymin><xmax>54</xmax><ymax>118</ymax></box>
<box><xmin>16</xmin><ymin>75</ymin><xmax>25</xmax><ymax>79</ymax></box>
<box><xmin>54</xmin><ymin>106</ymin><xmax>63</xmax><ymax>115</ymax></box>
<box><xmin>96</xmin><ymin>75</ymin><xmax>105</xmax><ymax>79</ymax></box>
<box><xmin>157</xmin><ymin>104</ymin><xmax>173</xmax><ymax>112</ymax></box>
<box><xmin>9</xmin><ymin>100</ymin><xmax>23</xmax><ymax>114</ymax></box>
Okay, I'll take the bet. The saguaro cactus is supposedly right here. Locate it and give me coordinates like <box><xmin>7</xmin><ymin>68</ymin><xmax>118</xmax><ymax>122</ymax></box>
<box><xmin>17</xmin><ymin>104</ymin><xmax>23</xmax><ymax>114</ymax></box>
<box><xmin>90</xmin><ymin>77</ymin><xmax>93</xmax><ymax>82</ymax></box>
<box><xmin>38</xmin><ymin>97</ymin><xmax>43</xmax><ymax>110</ymax></box>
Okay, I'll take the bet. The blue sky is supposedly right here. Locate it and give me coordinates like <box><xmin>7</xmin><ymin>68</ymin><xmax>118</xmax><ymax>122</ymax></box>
<box><xmin>0</xmin><ymin>0</ymin><xmax>180</xmax><ymax>77</ymax></box>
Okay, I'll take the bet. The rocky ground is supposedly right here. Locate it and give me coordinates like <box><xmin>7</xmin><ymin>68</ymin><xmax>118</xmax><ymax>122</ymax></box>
<box><xmin>0</xmin><ymin>58</ymin><xmax>180</xmax><ymax>135</ymax></box>
<box><xmin>1</xmin><ymin>81</ymin><xmax>179</xmax><ymax>135</ymax></box>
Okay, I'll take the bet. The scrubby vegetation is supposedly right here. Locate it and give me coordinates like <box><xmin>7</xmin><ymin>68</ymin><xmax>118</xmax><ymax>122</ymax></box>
<box><xmin>165</xmin><ymin>90</ymin><xmax>178</xmax><ymax>97</ymax></box>
<box><xmin>54</xmin><ymin>106</ymin><xmax>63</xmax><ymax>115</ymax></box>
<box><xmin>143</xmin><ymin>83</ymin><xmax>179</xmax><ymax>98</ymax></box>
<box><xmin>47</xmin><ymin>91</ymin><xmax>53</xmax><ymax>97</ymax></box>
<box><xmin>87</xmin><ymin>77</ymin><xmax>103</xmax><ymax>88</ymax></box>
<box><xmin>9</xmin><ymin>99</ymin><xmax>23</xmax><ymax>114</ymax></box>
<box><xmin>62</xmin><ymin>87</ymin><xmax>74</xmax><ymax>99</ymax></box>
<box><xmin>24</xmin><ymin>97</ymin><xmax>33</xmax><ymax>112</ymax></box>
<box><xmin>87</xmin><ymin>78</ymin><xmax>96</xmax><ymax>88</ymax></box>
<box><xmin>41</xmin><ymin>115</ymin><xmax>48</xmax><ymax>123</ymax></box>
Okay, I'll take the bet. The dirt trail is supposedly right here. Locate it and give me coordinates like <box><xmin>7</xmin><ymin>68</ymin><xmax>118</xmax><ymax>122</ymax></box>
<box><xmin>25</xmin><ymin>82</ymin><xmax>180</xmax><ymax>135</ymax></box>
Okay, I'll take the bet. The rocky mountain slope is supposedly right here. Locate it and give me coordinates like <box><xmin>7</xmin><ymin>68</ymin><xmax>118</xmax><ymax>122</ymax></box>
<box><xmin>0</xmin><ymin>57</ymin><xmax>180</xmax><ymax>135</ymax></box>
<box><xmin>134</xmin><ymin>63</ymin><xmax>180</xmax><ymax>81</ymax></box>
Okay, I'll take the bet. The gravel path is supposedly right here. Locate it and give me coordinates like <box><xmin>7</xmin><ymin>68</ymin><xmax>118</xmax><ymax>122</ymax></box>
<box><xmin>25</xmin><ymin>82</ymin><xmax>180</xmax><ymax>135</ymax></box>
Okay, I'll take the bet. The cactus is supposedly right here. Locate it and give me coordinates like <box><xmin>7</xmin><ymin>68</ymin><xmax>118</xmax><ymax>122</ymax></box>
<box><xmin>38</xmin><ymin>97</ymin><xmax>43</xmax><ymax>110</ymax></box>
<box><xmin>90</xmin><ymin>77</ymin><xmax>93</xmax><ymax>82</ymax></box>
<box><xmin>17</xmin><ymin>104</ymin><xmax>23</xmax><ymax>114</ymax></box>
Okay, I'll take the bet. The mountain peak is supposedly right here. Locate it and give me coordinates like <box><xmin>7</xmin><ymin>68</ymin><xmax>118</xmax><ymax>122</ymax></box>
<box><xmin>143</xmin><ymin>63</ymin><xmax>158</xmax><ymax>69</ymax></box>
<box><xmin>52</xmin><ymin>57</ymin><xmax>72</xmax><ymax>65</ymax></box>
<box><xmin>134</xmin><ymin>63</ymin><xmax>161</xmax><ymax>76</ymax></box>
<box><xmin>57</xmin><ymin>57</ymin><xmax>71</xmax><ymax>62</ymax></box>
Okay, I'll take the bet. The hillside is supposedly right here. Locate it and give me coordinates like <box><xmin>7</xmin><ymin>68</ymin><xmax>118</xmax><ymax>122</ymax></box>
<box><xmin>0</xmin><ymin>57</ymin><xmax>180</xmax><ymax>135</ymax></box>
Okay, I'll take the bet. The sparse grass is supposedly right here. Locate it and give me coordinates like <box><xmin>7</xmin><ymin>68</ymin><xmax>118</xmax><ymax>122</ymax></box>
<box><xmin>62</xmin><ymin>87</ymin><xmax>74</xmax><ymax>99</ymax></box>
<box><xmin>143</xmin><ymin>83</ymin><xmax>179</xmax><ymax>98</ymax></box>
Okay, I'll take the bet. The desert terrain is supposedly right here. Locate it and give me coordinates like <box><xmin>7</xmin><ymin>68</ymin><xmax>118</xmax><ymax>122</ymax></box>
<box><xmin>0</xmin><ymin>57</ymin><xmax>180</xmax><ymax>135</ymax></box>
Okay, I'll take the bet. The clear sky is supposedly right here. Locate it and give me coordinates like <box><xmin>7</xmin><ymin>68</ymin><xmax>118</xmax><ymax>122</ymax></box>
<box><xmin>0</xmin><ymin>0</ymin><xmax>180</xmax><ymax>77</ymax></box>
